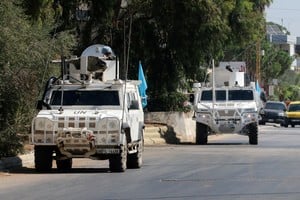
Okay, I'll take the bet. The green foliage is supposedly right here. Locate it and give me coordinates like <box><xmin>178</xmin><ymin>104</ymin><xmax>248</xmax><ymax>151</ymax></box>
<box><xmin>261</xmin><ymin>41</ymin><xmax>293</xmax><ymax>83</ymax></box>
<box><xmin>0</xmin><ymin>129</ymin><xmax>23</xmax><ymax>157</ymax></box>
<box><xmin>0</xmin><ymin>0</ymin><xmax>76</xmax><ymax>157</ymax></box>
<box><xmin>21</xmin><ymin>1</ymin><xmax>273</xmax><ymax>112</ymax></box>
<box><xmin>148</xmin><ymin>91</ymin><xmax>191</xmax><ymax>112</ymax></box>
<box><xmin>276</xmin><ymin>70</ymin><xmax>300</xmax><ymax>101</ymax></box>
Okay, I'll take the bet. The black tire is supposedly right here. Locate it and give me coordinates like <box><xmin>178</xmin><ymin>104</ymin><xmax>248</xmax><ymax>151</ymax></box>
<box><xmin>248</xmin><ymin>123</ymin><xmax>258</xmax><ymax>145</ymax></box>
<box><xmin>281</xmin><ymin>120</ymin><xmax>288</xmax><ymax>128</ymax></box>
<box><xmin>283</xmin><ymin>118</ymin><xmax>289</xmax><ymax>127</ymax></box>
<box><xmin>56</xmin><ymin>159</ymin><xmax>72</xmax><ymax>171</ymax></box>
<box><xmin>196</xmin><ymin>122</ymin><xmax>208</xmax><ymax>145</ymax></box>
<box><xmin>127</xmin><ymin>134</ymin><xmax>143</xmax><ymax>169</ymax></box>
<box><xmin>259</xmin><ymin>121</ymin><xmax>265</xmax><ymax>125</ymax></box>
<box><xmin>109</xmin><ymin>144</ymin><xmax>127</xmax><ymax>172</ymax></box>
<box><xmin>34</xmin><ymin>146</ymin><xmax>53</xmax><ymax>172</ymax></box>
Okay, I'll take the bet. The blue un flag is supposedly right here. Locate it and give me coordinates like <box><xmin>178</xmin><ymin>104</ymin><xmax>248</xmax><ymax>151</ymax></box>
<box><xmin>255</xmin><ymin>80</ymin><xmax>261</xmax><ymax>94</ymax></box>
<box><xmin>138</xmin><ymin>61</ymin><xmax>148</xmax><ymax>108</ymax></box>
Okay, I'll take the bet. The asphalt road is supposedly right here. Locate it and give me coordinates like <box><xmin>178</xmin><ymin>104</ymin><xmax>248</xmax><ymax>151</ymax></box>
<box><xmin>1</xmin><ymin>124</ymin><xmax>300</xmax><ymax>200</ymax></box>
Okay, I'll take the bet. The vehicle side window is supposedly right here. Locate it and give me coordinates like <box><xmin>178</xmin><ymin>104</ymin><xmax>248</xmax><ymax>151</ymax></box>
<box><xmin>289</xmin><ymin>104</ymin><xmax>300</xmax><ymax>111</ymax></box>
<box><xmin>265</xmin><ymin>103</ymin><xmax>285</xmax><ymax>110</ymax></box>
<box><xmin>127</xmin><ymin>92</ymin><xmax>139</xmax><ymax>109</ymax></box>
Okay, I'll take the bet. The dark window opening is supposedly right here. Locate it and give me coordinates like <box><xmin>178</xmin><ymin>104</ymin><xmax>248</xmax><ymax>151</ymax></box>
<box><xmin>228</xmin><ymin>90</ymin><xmax>254</xmax><ymax>100</ymax></box>
<box><xmin>50</xmin><ymin>90</ymin><xmax>120</xmax><ymax>106</ymax></box>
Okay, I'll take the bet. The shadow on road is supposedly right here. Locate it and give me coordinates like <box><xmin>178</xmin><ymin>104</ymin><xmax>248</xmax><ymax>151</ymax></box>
<box><xmin>8</xmin><ymin>167</ymin><xmax>112</xmax><ymax>174</ymax></box>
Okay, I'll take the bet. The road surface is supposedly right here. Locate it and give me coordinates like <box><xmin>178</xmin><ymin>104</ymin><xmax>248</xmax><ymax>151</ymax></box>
<box><xmin>1</xmin><ymin>124</ymin><xmax>300</xmax><ymax>200</ymax></box>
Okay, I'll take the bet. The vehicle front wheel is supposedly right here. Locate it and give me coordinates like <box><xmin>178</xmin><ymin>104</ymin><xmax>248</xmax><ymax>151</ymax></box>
<box><xmin>196</xmin><ymin>122</ymin><xmax>208</xmax><ymax>145</ymax></box>
<box><xmin>109</xmin><ymin>144</ymin><xmax>127</xmax><ymax>172</ymax></box>
<box><xmin>259</xmin><ymin>120</ymin><xmax>265</xmax><ymax>125</ymax></box>
<box><xmin>34</xmin><ymin>146</ymin><xmax>53</xmax><ymax>172</ymax></box>
<box><xmin>248</xmin><ymin>123</ymin><xmax>258</xmax><ymax>145</ymax></box>
<box><xmin>127</xmin><ymin>134</ymin><xmax>143</xmax><ymax>169</ymax></box>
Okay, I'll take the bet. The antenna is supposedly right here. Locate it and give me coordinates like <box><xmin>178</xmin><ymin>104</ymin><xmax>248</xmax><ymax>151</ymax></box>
<box><xmin>59</xmin><ymin>56</ymin><xmax>66</xmax><ymax>112</ymax></box>
<box><xmin>121</xmin><ymin>13</ymin><xmax>133</xmax><ymax>124</ymax></box>
<box><xmin>212</xmin><ymin>59</ymin><xmax>215</xmax><ymax>112</ymax></box>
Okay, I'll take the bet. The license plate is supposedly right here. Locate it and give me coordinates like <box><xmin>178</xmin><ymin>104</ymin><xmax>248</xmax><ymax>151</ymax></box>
<box><xmin>96</xmin><ymin>149</ymin><xmax>120</xmax><ymax>154</ymax></box>
<box><xmin>291</xmin><ymin>119</ymin><xmax>300</xmax><ymax>122</ymax></box>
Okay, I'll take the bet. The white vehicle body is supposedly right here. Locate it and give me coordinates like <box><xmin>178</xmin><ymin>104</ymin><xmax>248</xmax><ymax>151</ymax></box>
<box><xmin>192</xmin><ymin>62</ymin><xmax>260</xmax><ymax>145</ymax></box>
<box><xmin>31</xmin><ymin>44</ymin><xmax>144</xmax><ymax>172</ymax></box>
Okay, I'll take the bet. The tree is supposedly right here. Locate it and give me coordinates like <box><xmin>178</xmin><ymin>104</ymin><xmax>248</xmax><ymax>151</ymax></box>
<box><xmin>0</xmin><ymin>0</ymin><xmax>76</xmax><ymax>157</ymax></box>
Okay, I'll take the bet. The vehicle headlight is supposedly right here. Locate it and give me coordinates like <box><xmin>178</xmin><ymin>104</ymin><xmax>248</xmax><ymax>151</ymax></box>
<box><xmin>98</xmin><ymin>117</ymin><xmax>120</xmax><ymax>144</ymax></box>
<box><xmin>278</xmin><ymin>112</ymin><xmax>285</xmax><ymax>117</ymax></box>
<box><xmin>32</xmin><ymin>118</ymin><xmax>55</xmax><ymax>143</ymax></box>
<box><xmin>108</xmin><ymin>118</ymin><xmax>119</xmax><ymax>131</ymax></box>
<box><xmin>99</xmin><ymin>118</ymin><xmax>120</xmax><ymax>132</ymax></box>
<box><xmin>242</xmin><ymin>112</ymin><xmax>257</xmax><ymax>119</ymax></box>
<box><xmin>34</xmin><ymin>117</ymin><xmax>55</xmax><ymax>131</ymax></box>
<box><xmin>197</xmin><ymin>112</ymin><xmax>211</xmax><ymax>119</ymax></box>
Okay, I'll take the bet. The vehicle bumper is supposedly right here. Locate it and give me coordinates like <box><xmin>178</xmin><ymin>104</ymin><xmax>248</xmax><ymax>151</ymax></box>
<box><xmin>288</xmin><ymin>118</ymin><xmax>300</xmax><ymax>125</ymax></box>
<box><xmin>262</xmin><ymin>117</ymin><xmax>286</xmax><ymax>124</ymax></box>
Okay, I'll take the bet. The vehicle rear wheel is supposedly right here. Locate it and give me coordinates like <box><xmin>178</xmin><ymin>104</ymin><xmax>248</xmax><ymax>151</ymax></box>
<box><xmin>282</xmin><ymin>118</ymin><xmax>289</xmax><ymax>127</ymax></box>
<box><xmin>56</xmin><ymin>159</ymin><xmax>72</xmax><ymax>171</ymax></box>
<box><xmin>34</xmin><ymin>146</ymin><xmax>53</xmax><ymax>172</ymax></box>
<box><xmin>109</xmin><ymin>143</ymin><xmax>127</xmax><ymax>172</ymax></box>
<box><xmin>259</xmin><ymin>120</ymin><xmax>265</xmax><ymax>125</ymax></box>
<box><xmin>196</xmin><ymin>122</ymin><xmax>208</xmax><ymax>145</ymax></box>
<box><xmin>248</xmin><ymin>123</ymin><xmax>258</xmax><ymax>145</ymax></box>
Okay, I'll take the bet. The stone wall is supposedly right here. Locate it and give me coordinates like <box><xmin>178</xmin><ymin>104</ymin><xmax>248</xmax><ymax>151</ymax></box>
<box><xmin>144</xmin><ymin>112</ymin><xmax>195</xmax><ymax>143</ymax></box>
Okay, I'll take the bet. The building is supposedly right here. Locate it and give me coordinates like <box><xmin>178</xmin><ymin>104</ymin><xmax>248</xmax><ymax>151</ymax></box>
<box><xmin>266</xmin><ymin>24</ymin><xmax>298</xmax><ymax>70</ymax></box>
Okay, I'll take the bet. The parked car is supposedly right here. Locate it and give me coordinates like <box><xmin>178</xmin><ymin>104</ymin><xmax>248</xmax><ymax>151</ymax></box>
<box><xmin>259</xmin><ymin>101</ymin><xmax>287</xmax><ymax>126</ymax></box>
<box><xmin>286</xmin><ymin>101</ymin><xmax>300</xmax><ymax>127</ymax></box>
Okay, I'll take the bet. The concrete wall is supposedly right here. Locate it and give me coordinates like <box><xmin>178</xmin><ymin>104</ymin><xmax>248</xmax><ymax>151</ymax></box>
<box><xmin>144</xmin><ymin>112</ymin><xmax>195</xmax><ymax>143</ymax></box>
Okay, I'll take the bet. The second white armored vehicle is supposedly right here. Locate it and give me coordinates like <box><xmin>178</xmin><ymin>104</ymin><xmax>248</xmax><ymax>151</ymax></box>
<box><xmin>191</xmin><ymin>62</ymin><xmax>261</xmax><ymax>145</ymax></box>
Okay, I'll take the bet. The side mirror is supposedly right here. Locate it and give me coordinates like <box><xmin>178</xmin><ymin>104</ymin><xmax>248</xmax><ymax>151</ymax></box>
<box><xmin>189</xmin><ymin>94</ymin><xmax>195</xmax><ymax>103</ymax></box>
<box><xmin>36</xmin><ymin>100</ymin><xmax>43</xmax><ymax>110</ymax></box>
<box><xmin>36</xmin><ymin>100</ymin><xmax>51</xmax><ymax>110</ymax></box>
<box><xmin>259</xmin><ymin>108</ymin><xmax>264</xmax><ymax>115</ymax></box>
<box><xmin>260</xmin><ymin>91</ymin><xmax>267</xmax><ymax>103</ymax></box>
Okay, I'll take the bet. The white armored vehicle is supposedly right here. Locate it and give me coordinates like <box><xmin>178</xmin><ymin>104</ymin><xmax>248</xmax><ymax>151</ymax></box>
<box><xmin>191</xmin><ymin>62</ymin><xmax>260</xmax><ymax>145</ymax></box>
<box><xmin>31</xmin><ymin>44</ymin><xmax>144</xmax><ymax>172</ymax></box>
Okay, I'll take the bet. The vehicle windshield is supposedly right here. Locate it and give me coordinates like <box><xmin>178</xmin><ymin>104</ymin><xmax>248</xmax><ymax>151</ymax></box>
<box><xmin>50</xmin><ymin>90</ymin><xmax>120</xmax><ymax>106</ymax></box>
<box><xmin>200</xmin><ymin>90</ymin><xmax>254</xmax><ymax>101</ymax></box>
<box><xmin>288</xmin><ymin>104</ymin><xmax>300</xmax><ymax>112</ymax></box>
<box><xmin>200</xmin><ymin>90</ymin><xmax>226</xmax><ymax>101</ymax></box>
<box><xmin>265</xmin><ymin>102</ymin><xmax>285</xmax><ymax>110</ymax></box>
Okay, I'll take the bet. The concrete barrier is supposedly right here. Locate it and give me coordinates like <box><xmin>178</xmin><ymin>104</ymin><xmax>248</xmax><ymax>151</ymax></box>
<box><xmin>145</xmin><ymin>111</ymin><xmax>195</xmax><ymax>143</ymax></box>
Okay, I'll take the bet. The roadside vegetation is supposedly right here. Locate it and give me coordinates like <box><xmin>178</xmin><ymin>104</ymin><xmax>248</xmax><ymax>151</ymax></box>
<box><xmin>0</xmin><ymin>0</ymin><xmax>296</xmax><ymax>157</ymax></box>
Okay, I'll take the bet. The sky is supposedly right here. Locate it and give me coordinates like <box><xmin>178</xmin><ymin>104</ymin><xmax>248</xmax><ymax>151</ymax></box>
<box><xmin>265</xmin><ymin>0</ymin><xmax>300</xmax><ymax>36</ymax></box>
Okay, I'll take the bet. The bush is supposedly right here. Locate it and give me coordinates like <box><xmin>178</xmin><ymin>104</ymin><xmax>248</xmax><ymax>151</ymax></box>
<box><xmin>0</xmin><ymin>128</ymin><xmax>23</xmax><ymax>158</ymax></box>
<box><xmin>147</xmin><ymin>91</ymin><xmax>191</xmax><ymax>112</ymax></box>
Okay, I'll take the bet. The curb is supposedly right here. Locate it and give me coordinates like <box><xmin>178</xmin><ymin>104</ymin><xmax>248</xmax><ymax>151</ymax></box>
<box><xmin>0</xmin><ymin>152</ymin><xmax>34</xmax><ymax>171</ymax></box>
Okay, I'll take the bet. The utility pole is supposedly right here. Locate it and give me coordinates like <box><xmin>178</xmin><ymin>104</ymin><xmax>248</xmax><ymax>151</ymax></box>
<box><xmin>255</xmin><ymin>40</ymin><xmax>261</xmax><ymax>84</ymax></box>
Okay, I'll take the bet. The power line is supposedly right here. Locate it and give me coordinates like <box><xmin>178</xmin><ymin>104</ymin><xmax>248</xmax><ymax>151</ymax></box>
<box><xmin>267</xmin><ymin>8</ymin><xmax>300</xmax><ymax>11</ymax></box>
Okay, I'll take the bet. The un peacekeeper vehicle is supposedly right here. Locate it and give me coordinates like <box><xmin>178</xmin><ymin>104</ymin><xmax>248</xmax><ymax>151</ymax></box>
<box><xmin>31</xmin><ymin>44</ymin><xmax>144</xmax><ymax>172</ymax></box>
<box><xmin>191</xmin><ymin>61</ymin><xmax>261</xmax><ymax>145</ymax></box>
